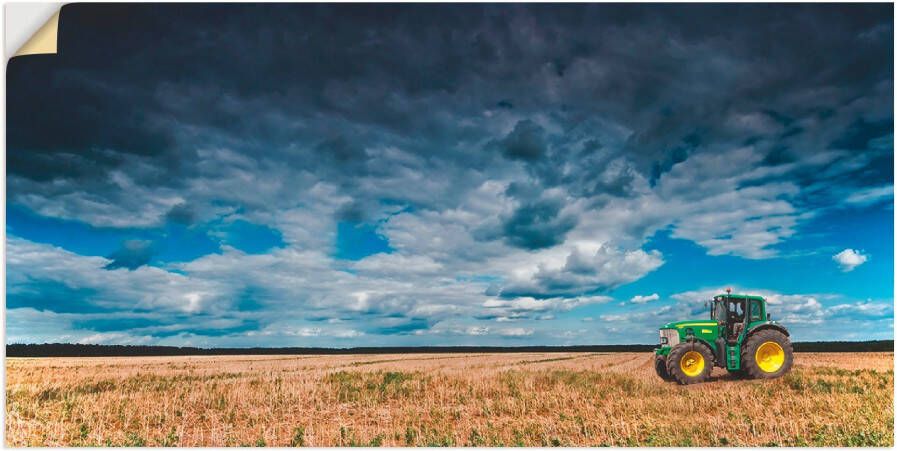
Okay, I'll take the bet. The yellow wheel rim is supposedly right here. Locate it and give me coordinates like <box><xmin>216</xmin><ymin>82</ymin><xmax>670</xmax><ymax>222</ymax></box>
<box><xmin>755</xmin><ymin>341</ymin><xmax>785</xmax><ymax>373</ymax></box>
<box><xmin>679</xmin><ymin>350</ymin><xmax>705</xmax><ymax>377</ymax></box>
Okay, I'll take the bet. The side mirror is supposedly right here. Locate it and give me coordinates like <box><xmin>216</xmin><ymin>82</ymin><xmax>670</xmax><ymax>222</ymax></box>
<box><xmin>767</xmin><ymin>313</ymin><xmax>771</xmax><ymax>321</ymax></box>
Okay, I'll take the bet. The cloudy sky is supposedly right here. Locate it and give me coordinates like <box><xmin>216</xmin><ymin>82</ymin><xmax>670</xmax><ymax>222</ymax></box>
<box><xmin>6</xmin><ymin>4</ymin><xmax>894</xmax><ymax>347</ymax></box>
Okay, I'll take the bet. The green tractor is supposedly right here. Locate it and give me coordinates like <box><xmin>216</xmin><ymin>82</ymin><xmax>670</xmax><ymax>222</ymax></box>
<box><xmin>654</xmin><ymin>291</ymin><xmax>793</xmax><ymax>384</ymax></box>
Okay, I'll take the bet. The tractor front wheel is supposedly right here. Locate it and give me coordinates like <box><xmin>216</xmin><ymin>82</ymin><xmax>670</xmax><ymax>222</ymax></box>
<box><xmin>741</xmin><ymin>329</ymin><xmax>793</xmax><ymax>379</ymax></box>
<box><xmin>666</xmin><ymin>342</ymin><xmax>713</xmax><ymax>385</ymax></box>
<box><xmin>655</xmin><ymin>355</ymin><xmax>674</xmax><ymax>381</ymax></box>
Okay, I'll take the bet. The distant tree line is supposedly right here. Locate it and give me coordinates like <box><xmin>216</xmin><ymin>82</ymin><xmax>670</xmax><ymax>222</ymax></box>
<box><xmin>5</xmin><ymin>340</ymin><xmax>893</xmax><ymax>357</ymax></box>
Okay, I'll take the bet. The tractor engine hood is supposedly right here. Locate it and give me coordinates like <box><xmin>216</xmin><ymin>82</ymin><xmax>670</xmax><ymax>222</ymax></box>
<box><xmin>659</xmin><ymin>320</ymin><xmax>719</xmax><ymax>330</ymax></box>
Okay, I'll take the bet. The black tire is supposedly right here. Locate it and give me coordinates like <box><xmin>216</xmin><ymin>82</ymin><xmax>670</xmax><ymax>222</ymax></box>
<box><xmin>741</xmin><ymin>329</ymin><xmax>793</xmax><ymax>379</ymax></box>
<box><xmin>655</xmin><ymin>355</ymin><xmax>675</xmax><ymax>381</ymax></box>
<box><xmin>666</xmin><ymin>342</ymin><xmax>713</xmax><ymax>385</ymax></box>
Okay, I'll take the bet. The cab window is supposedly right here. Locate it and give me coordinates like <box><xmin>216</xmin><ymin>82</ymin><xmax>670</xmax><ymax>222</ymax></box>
<box><xmin>712</xmin><ymin>300</ymin><xmax>726</xmax><ymax>322</ymax></box>
<box><xmin>728</xmin><ymin>300</ymin><xmax>744</xmax><ymax>320</ymax></box>
<box><xmin>749</xmin><ymin>301</ymin><xmax>763</xmax><ymax>321</ymax></box>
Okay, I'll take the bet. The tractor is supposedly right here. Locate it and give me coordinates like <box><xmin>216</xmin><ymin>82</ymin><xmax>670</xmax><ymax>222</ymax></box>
<box><xmin>654</xmin><ymin>290</ymin><xmax>793</xmax><ymax>384</ymax></box>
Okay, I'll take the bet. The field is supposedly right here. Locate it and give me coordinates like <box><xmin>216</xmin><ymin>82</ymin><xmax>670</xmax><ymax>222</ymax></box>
<box><xmin>6</xmin><ymin>352</ymin><xmax>894</xmax><ymax>446</ymax></box>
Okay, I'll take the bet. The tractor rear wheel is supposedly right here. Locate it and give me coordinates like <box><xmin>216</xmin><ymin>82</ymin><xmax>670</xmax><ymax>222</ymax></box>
<box><xmin>666</xmin><ymin>342</ymin><xmax>713</xmax><ymax>385</ymax></box>
<box><xmin>741</xmin><ymin>329</ymin><xmax>793</xmax><ymax>379</ymax></box>
<box><xmin>655</xmin><ymin>355</ymin><xmax>674</xmax><ymax>381</ymax></box>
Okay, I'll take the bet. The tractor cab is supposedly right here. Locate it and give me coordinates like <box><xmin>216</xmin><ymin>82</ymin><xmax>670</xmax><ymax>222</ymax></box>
<box><xmin>710</xmin><ymin>292</ymin><xmax>769</xmax><ymax>344</ymax></box>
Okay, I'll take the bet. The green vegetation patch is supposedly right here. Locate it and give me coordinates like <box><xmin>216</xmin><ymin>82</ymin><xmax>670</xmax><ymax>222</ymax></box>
<box><xmin>326</xmin><ymin>370</ymin><xmax>426</xmax><ymax>403</ymax></box>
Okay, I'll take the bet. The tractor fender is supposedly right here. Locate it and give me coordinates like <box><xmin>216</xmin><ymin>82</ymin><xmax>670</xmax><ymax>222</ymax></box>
<box><xmin>746</xmin><ymin>322</ymin><xmax>789</xmax><ymax>338</ymax></box>
<box><xmin>681</xmin><ymin>327</ymin><xmax>716</xmax><ymax>350</ymax></box>
<box><xmin>683</xmin><ymin>336</ymin><xmax>717</xmax><ymax>364</ymax></box>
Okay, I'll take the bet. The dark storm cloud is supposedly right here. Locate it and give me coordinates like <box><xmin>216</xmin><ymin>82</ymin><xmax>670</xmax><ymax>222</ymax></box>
<box><xmin>501</xmin><ymin>120</ymin><xmax>547</xmax><ymax>161</ymax></box>
<box><xmin>165</xmin><ymin>203</ymin><xmax>197</xmax><ymax>225</ymax></box>
<box><xmin>473</xmin><ymin>181</ymin><xmax>579</xmax><ymax>250</ymax></box>
<box><xmin>501</xmin><ymin>196</ymin><xmax>577</xmax><ymax>250</ymax></box>
<box><xmin>9</xmin><ymin>4</ymin><xmax>891</xmax><ymax>206</ymax></box>
<box><xmin>369</xmin><ymin>318</ymin><xmax>431</xmax><ymax>335</ymax></box>
<box><xmin>832</xmin><ymin>119</ymin><xmax>893</xmax><ymax>152</ymax></box>
<box><xmin>6</xmin><ymin>60</ymin><xmax>175</xmax><ymax>182</ymax></box>
<box><xmin>104</xmin><ymin>240</ymin><xmax>154</xmax><ymax>270</ymax></box>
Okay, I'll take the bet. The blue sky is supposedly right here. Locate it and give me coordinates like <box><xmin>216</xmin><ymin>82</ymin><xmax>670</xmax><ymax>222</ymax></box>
<box><xmin>6</xmin><ymin>4</ymin><xmax>894</xmax><ymax>346</ymax></box>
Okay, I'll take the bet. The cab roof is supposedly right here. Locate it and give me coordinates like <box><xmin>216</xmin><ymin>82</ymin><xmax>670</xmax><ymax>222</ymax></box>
<box><xmin>713</xmin><ymin>293</ymin><xmax>765</xmax><ymax>301</ymax></box>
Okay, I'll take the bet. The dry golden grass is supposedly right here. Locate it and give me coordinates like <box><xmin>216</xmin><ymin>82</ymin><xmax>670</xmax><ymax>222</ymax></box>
<box><xmin>5</xmin><ymin>352</ymin><xmax>893</xmax><ymax>446</ymax></box>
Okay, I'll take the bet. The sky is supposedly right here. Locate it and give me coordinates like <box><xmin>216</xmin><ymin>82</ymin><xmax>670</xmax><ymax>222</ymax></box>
<box><xmin>5</xmin><ymin>4</ymin><xmax>894</xmax><ymax>347</ymax></box>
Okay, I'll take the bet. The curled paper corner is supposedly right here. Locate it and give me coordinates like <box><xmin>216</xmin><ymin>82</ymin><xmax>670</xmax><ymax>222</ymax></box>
<box><xmin>14</xmin><ymin>8</ymin><xmax>60</xmax><ymax>57</ymax></box>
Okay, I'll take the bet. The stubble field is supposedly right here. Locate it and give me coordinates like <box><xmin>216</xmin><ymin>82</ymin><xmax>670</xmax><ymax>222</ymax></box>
<box><xmin>5</xmin><ymin>352</ymin><xmax>893</xmax><ymax>446</ymax></box>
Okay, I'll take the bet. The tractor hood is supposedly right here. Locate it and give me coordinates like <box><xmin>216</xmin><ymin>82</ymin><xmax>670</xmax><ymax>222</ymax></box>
<box><xmin>659</xmin><ymin>319</ymin><xmax>719</xmax><ymax>330</ymax></box>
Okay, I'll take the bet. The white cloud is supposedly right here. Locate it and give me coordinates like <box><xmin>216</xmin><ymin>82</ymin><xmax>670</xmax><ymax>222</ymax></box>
<box><xmin>10</xmin><ymin>215</ymin><xmax>890</xmax><ymax>347</ymax></box>
<box><xmin>600</xmin><ymin>305</ymin><xmax>674</xmax><ymax>322</ymax></box>
<box><xmin>833</xmin><ymin>249</ymin><xmax>868</xmax><ymax>272</ymax></box>
<box><xmin>11</xmin><ymin>171</ymin><xmax>188</xmax><ymax>228</ymax></box>
<box><xmin>498</xmin><ymin>244</ymin><xmax>664</xmax><ymax>297</ymax></box>
<box><xmin>498</xmin><ymin>327</ymin><xmax>534</xmax><ymax>337</ymax></box>
<box><xmin>465</xmin><ymin>326</ymin><xmax>490</xmax><ymax>336</ymax></box>
<box><xmin>845</xmin><ymin>185</ymin><xmax>893</xmax><ymax>206</ymax></box>
<box><xmin>7</xmin><ymin>236</ymin><xmax>230</xmax><ymax>315</ymax></box>
<box><xmin>655</xmin><ymin>148</ymin><xmax>805</xmax><ymax>259</ymax></box>
<box><xmin>482</xmin><ymin>295</ymin><xmax>611</xmax><ymax>321</ymax></box>
<box><xmin>630</xmin><ymin>293</ymin><xmax>659</xmax><ymax>304</ymax></box>
<box><xmin>77</xmin><ymin>332</ymin><xmax>154</xmax><ymax>346</ymax></box>
<box><xmin>293</xmin><ymin>327</ymin><xmax>322</xmax><ymax>337</ymax></box>
<box><xmin>7</xmin><ymin>232</ymin><xmax>618</xmax><ymax>345</ymax></box>
<box><xmin>828</xmin><ymin>301</ymin><xmax>892</xmax><ymax>319</ymax></box>
<box><xmin>353</xmin><ymin>253</ymin><xmax>444</xmax><ymax>276</ymax></box>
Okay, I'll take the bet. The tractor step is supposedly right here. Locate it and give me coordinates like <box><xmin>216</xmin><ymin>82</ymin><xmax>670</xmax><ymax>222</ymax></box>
<box><xmin>726</xmin><ymin>345</ymin><xmax>739</xmax><ymax>369</ymax></box>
